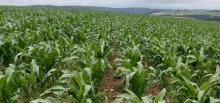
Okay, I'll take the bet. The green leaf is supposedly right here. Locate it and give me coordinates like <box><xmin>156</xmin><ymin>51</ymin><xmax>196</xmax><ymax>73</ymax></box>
<box><xmin>5</xmin><ymin>64</ymin><xmax>15</xmax><ymax>83</ymax></box>
<box><xmin>31</xmin><ymin>59</ymin><xmax>39</xmax><ymax>76</ymax></box>
<box><xmin>40</xmin><ymin>86</ymin><xmax>65</xmax><ymax>97</ymax></box>
<box><xmin>216</xmin><ymin>65</ymin><xmax>220</xmax><ymax>74</ymax></box>
<box><xmin>142</xmin><ymin>96</ymin><xmax>152</xmax><ymax>103</ymax></box>
<box><xmin>30</xmin><ymin>97</ymin><xmax>60</xmax><ymax>103</ymax></box>
<box><xmin>210</xmin><ymin>97</ymin><xmax>220</xmax><ymax>103</ymax></box>
<box><xmin>10</xmin><ymin>94</ymin><xmax>20</xmax><ymax>102</ymax></box>
<box><xmin>200</xmin><ymin>81</ymin><xmax>210</xmax><ymax>90</ymax></box>
<box><xmin>156</xmin><ymin>88</ymin><xmax>166</xmax><ymax>102</ymax></box>
<box><xmin>198</xmin><ymin>90</ymin><xmax>205</xmax><ymax>102</ymax></box>
<box><xmin>42</xmin><ymin>68</ymin><xmax>56</xmax><ymax>82</ymax></box>
<box><xmin>84</xmin><ymin>84</ymin><xmax>91</xmax><ymax>97</ymax></box>
<box><xmin>61</xmin><ymin>56</ymin><xmax>79</xmax><ymax>62</ymax></box>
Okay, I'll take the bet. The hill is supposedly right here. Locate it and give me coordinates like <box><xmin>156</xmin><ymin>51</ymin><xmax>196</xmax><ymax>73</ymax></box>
<box><xmin>31</xmin><ymin>5</ymin><xmax>160</xmax><ymax>14</ymax></box>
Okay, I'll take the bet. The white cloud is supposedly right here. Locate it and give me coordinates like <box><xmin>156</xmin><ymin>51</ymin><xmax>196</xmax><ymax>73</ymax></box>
<box><xmin>0</xmin><ymin>0</ymin><xmax>220</xmax><ymax>9</ymax></box>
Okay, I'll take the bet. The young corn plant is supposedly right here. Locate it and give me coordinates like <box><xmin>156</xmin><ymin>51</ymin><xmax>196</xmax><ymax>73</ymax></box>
<box><xmin>0</xmin><ymin>59</ymin><xmax>42</xmax><ymax>102</ymax></box>
<box><xmin>163</xmin><ymin>65</ymin><xmax>220</xmax><ymax>103</ymax></box>
<box><xmin>114</xmin><ymin>45</ymin><xmax>150</xmax><ymax>98</ymax></box>
<box><xmin>113</xmin><ymin>88</ymin><xmax>166</xmax><ymax>103</ymax></box>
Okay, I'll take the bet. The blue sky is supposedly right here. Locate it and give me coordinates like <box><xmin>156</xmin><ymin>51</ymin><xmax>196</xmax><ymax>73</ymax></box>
<box><xmin>1</xmin><ymin>0</ymin><xmax>220</xmax><ymax>9</ymax></box>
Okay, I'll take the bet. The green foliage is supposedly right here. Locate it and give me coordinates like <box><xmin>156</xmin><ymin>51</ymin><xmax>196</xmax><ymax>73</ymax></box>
<box><xmin>0</xmin><ymin>6</ymin><xmax>220</xmax><ymax>103</ymax></box>
<box><xmin>113</xmin><ymin>88</ymin><xmax>166</xmax><ymax>103</ymax></box>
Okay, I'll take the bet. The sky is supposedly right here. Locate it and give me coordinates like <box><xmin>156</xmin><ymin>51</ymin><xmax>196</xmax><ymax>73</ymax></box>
<box><xmin>1</xmin><ymin>0</ymin><xmax>220</xmax><ymax>10</ymax></box>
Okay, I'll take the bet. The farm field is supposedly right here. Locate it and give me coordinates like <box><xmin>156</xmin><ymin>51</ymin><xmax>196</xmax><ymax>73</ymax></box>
<box><xmin>151</xmin><ymin>10</ymin><xmax>220</xmax><ymax>16</ymax></box>
<box><xmin>151</xmin><ymin>10</ymin><xmax>220</xmax><ymax>21</ymax></box>
<box><xmin>0</xmin><ymin>7</ymin><xmax>220</xmax><ymax>103</ymax></box>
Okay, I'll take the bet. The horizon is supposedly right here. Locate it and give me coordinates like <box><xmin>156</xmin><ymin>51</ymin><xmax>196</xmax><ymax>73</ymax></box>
<box><xmin>1</xmin><ymin>0</ymin><xmax>220</xmax><ymax>10</ymax></box>
<box><xmin>0</xmin><ymin>5</ymin><xmax>220</xmax><ymax>11</ymax></box>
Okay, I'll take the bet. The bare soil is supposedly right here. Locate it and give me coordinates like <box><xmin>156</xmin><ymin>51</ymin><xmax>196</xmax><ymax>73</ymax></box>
<box><xmin>103</xmin><ymin>54</ymin><xmax>122</xmax><ymax>102</ymax></box>
<box><xmin>147</xmin><ymin>84</ymin><xmax>163</xmax><ymax>96</ymax></box>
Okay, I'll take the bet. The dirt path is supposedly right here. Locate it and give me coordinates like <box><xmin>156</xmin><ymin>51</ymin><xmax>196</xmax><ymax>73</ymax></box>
<box><xmin>103</xmin><ymin>54</ymin><xmax>121</xmax><ymax>102</ymax></box>
<box><xmin>102</xmin><ymin>53</ymin><xmax>165</xmax><ymax>102</ymax></box>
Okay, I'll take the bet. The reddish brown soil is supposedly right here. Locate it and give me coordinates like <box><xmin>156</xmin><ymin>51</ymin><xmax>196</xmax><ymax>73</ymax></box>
<box><xmin>147</xmin><ymin>84</ymin><xmax>163</xmax><ymax>96</ymax></box>
<box><xmin>147</xmin><ymin>84</ymin><xmax>172</xmax><ymax>103</ymax></box>
<box><xmin>103</xmin><ymin>54</ymin><xmax>122</xmax><ymax>102</ymax></box>
<box><xmin>103</xmin><ymin>68</ymin><xmax>121</xmax><ymax>102</ymax></box>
